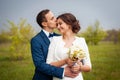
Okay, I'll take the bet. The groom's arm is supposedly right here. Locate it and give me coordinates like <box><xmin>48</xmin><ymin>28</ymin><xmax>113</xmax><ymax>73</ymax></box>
<box><xmin>31</xmin><ymin>38</ymin><xmax>64</xmax><ymax>79</ymax></box>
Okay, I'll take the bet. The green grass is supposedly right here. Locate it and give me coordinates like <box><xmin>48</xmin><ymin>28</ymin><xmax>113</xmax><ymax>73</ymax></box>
<box><xmin>83</xmin><ymin>42</ymin><xmax>120</xmax><ymax>80</ymax></box>
<box><xmin>0</xmin><ymin>59</ymin><xmax>34</xmax><ymax>80</ymax></box>
<box><xmin>0</xmin><ymin>43</ymin><xmax>34</xmax><ymax>80</ymax></box>
<box><xmin>0</xmin><ymin>42</ymin><xmax>120</xmax><ymax>80</ymax></box>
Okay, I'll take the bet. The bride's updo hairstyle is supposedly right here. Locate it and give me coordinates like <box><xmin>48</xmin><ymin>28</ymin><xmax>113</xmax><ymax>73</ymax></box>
<box><xmin>57</xmin><ymin>13</ymin><xmax>81</xmax><ymax>33</ymax></box>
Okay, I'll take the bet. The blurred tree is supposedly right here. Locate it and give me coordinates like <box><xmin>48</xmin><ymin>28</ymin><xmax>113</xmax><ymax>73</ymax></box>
<box><xmin>53</xmin><ymin>28</ymin><xmax>60</xmax><ymax>34</ymax></box>
<box><xmin>118</xmin><ymin>29</ymin><xmax>120</xmax><ymax>43</ymax></box>
<box><xmin>7</xmin><ymin>19</ymin><xmax>36</xmax><ymax>60</ymax></box>
<box><xmin>0</xmin><ymin>31</ymin><xmax>11</xmax><ymax>43</ymax></box>
<box><xmin>78</xmin><ymin>20</ymin><xmax>107</xmax><ymax>45</ymax></box>
<box><xmin>109</xmin><ymin>29</ymin><xmax>118</xmax><ymax>44</ymax></box>
<box><xmin>104</xmin><ymin>29</ymin><xmax>120</xmax><ymax>44</ymax></box>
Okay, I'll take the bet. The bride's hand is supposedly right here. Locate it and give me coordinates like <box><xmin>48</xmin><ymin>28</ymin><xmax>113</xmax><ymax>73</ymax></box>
<box><xmin>66</xmin><ymin>58</ymin><xmax>76</xmax><ymax>67</ymax></box>
<box><xmin>71</xmin><ymin>61</ymin><xmax>83</xmax><ymax>73</ymax></box>
<box><xmin>71</xmin><ymin>64</ymin><xmax>80</xmax><ymax>73</ymax></box>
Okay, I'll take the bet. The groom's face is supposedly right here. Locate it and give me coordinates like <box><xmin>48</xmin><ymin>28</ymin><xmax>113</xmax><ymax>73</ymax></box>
<box><xmin>45</xmin><ymin>11</ymin><xmax>57</xmax><ymax>29</ymax></box>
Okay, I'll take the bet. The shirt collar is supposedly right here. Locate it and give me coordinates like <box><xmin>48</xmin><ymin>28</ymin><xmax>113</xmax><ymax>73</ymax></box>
<box><xmin>43</xmin><ymin>29</ymin><xmax>53</xmax><ymax>38</ymax></box>
<box><xmin>43</xmin><ymin>29</ymin><xmax>49</xmax><ymax>37</ymax></box>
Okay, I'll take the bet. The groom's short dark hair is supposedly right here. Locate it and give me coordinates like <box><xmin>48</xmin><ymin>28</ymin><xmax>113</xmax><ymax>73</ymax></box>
<box><xmin>36</xmin><ymin>9</ymin><xmax>50</xmax><ymax>28</ymax></box>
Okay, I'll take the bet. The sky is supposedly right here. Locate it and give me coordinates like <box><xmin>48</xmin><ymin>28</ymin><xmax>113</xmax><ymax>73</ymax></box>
<box><xmin>0</xmin><ymin>0</ymin><xmax>120</xmax><ymax>32</ymax></box>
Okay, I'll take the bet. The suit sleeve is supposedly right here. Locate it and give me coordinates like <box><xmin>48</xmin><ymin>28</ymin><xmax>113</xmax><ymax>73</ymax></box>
<box><xmin>30</xmin><ymin>38</ymin><xmax>64</xmax><ymax>79</ymax></box>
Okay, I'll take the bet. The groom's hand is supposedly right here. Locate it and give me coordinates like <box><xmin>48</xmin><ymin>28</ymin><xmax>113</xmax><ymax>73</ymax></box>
<box><xmin>64</xmin><ymin>66</ymin><xmax>78</xmax><ymax>78</ymax></box>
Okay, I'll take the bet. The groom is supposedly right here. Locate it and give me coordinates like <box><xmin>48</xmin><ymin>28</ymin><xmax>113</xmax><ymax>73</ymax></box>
<box><xmin>31</xmin><ymin>9</ymin><xmax>78</xmax><ymax>80</ymax></box>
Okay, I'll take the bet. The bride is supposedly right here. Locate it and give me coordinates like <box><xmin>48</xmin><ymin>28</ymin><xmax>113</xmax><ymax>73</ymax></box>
<box><xmin>47</xmin><ymin>13</ymin><xmax>92</xmax><ymax>80</ymax></box>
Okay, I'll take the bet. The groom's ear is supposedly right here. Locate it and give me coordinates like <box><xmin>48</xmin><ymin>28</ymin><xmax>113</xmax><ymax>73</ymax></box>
<box><xmin>42</xmin><ymin>22</ymin><xmax>47</xmax><ymax>27</ymax></box>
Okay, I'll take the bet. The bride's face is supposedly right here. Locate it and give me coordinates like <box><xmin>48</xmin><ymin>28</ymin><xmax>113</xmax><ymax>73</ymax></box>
<box><xmin>57</xmin><ymin>18</ymin><xmax>71</xmax><ymax>34</ymax></box>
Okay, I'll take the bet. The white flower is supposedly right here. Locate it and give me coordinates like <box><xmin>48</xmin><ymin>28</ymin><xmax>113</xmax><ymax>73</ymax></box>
<box><xmin>68</xmin><ymin>45</ymin><xmax>86</xmax><ymax>61</ymax></box>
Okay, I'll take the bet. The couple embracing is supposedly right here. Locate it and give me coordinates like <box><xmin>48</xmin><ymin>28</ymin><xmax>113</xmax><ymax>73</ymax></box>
<box><xmin>31</xmin><ymin>9</ymin><xmax>92</xmax><ymax>80</ymax></box>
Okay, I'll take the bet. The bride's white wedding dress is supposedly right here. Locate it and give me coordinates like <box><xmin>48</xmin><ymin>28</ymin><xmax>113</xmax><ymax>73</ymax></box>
<box><xmin>47</xmin><ymin>36</ymin><xmax>91</xmax><ymax>80</ymax></box>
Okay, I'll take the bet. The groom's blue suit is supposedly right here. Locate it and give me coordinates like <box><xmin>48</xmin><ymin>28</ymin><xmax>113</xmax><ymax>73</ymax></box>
<box><xmin>31</xmin><ymin>30</ymin><xmax>64</xmax><ymax>80</ymax></box>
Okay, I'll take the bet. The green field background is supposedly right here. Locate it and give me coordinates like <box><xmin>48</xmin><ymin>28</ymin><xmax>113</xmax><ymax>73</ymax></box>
<box><xmin>0</xmin><ymin>41</ymin><xmax>120</xmax><ymax>80</ymax></box>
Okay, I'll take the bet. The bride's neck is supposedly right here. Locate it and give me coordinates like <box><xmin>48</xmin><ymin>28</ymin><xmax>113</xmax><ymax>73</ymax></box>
<box><xmin>62</xmin><ymin>31</ymin><xmax>75</xmax><ymax>42</ymax></box>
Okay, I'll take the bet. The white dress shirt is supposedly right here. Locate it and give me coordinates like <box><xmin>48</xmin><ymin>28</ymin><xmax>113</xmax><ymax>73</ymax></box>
<box><xmin>43</xmin><ymin>29</ymin><xmax>53</xmax><ymax>41</ymax></box>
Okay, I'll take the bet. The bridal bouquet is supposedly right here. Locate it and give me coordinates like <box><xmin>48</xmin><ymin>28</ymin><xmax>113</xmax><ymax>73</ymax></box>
<box><xmin>68</xmin><ymin>45</ymin><xmax>86</xmax><ymax>62</ymax></box>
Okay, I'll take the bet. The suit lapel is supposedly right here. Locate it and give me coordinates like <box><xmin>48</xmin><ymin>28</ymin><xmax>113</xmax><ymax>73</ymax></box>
<box><xmin>40</xmin><ymin>30</ymin><xmax>50</xmax><ymax>45</ymax></box>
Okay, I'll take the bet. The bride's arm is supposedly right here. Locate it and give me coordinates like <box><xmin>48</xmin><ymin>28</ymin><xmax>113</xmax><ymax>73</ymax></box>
<box><xmin>46</xmin><ymin>37</ymin><xmax>68</xmax><ymax>67</ymax></box>
<box><xmin>49</xmin><ymin>58</ymin><xmax>68</xmax><ymax>67</ymax></box>
<box><xmin>78</xmin><ymin>38</ymin><xmax>92</xmax><ymax>72</ymax></box>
